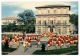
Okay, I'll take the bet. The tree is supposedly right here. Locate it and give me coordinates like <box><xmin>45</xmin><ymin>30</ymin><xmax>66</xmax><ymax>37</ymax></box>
<box><xmin>17</xmin><ymin>9</ymin><xmax>35</xmax><ymax>33</ymax></box>
<box><xmin>2</xmin><ymin>25</ymin><xmax>8</xmax><ymax>32</ymax></box>
<box><xmin>8</xmin><ymin>21</ymin><xmax>16</xmax><ymax>32</ymax></box>
<box><xmin>69</xmin><ymin>14</ymin><xmax>78</xmax><ymax>33</ymax></box>
<box><xmin>17</xmin><ymin>9</ymin><xmax>35</xmax><ymax>25</ymax></box>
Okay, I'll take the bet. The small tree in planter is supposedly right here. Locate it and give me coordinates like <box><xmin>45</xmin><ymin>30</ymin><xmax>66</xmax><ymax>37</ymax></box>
<box><xmin>4</xmin><ymin>40</ymin><xmax>9</xmax><ymax>49</ymax></box>
<box><xmin>41</xmin><ymin>44</ymin><xmax>45</xmax><ymax>52</ymax></box>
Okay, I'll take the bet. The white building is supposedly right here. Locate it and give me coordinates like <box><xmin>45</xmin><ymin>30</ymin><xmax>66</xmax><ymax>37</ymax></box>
<box><xmin>1</xmin><ymin>17</ymin><xmax>24</xmax><ymax>25</ymax></box>
<box><xmin>2</xmin><ymin>17</ymin><xmax>18</xmax><ymax>25</ymax></box>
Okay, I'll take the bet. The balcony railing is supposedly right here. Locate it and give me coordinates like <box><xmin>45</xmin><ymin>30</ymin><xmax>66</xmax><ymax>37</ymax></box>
<box><xmin>35</xmin><ymin>23</ymin><xmax>70</xmax><ymax>26</ymax></box>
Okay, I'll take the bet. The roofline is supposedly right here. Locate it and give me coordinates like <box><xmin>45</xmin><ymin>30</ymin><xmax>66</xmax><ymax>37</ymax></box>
<box><xmin>35</xmin><ymin>6</ymin><xmax>70</xmax><ymax>10</ymax></box>
<box><xmin>2</xmin><ymin>19</ymin><xmax>17</xmax><ymax>20</ymax></box>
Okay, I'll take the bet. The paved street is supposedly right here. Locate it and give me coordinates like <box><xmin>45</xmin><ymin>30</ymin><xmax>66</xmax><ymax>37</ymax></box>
<box><xmin>8</xmin><ymin>45</ymin><xmax>41</xmax><ymax>55</ymax></box>
<box><xmin>8</xmin><ymin>37</ymin><xmax>48</xmax><ymax>55</ymax></box>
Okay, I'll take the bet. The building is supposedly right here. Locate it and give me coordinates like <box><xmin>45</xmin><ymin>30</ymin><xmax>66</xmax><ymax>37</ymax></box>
<box><xmin>1</xmin><ymin>17</ymin><xmax>24</xmax><ymax>25</ymax></box>
<box><xmin>2</xmin><ymin>17</ymin><xmax>18</xmax><ymax>25</ymax></box>
<box><xmin>35</xmin><ymin>5</ymin><xmax>71</xmax><ymax>35</ymax></box>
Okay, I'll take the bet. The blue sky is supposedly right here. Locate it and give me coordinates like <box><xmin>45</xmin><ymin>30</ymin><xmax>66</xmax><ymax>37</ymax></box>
<box><xmin>1</xmin><ymin>1</ymin><xmax>78</xmax><ymax>18</ymax></box>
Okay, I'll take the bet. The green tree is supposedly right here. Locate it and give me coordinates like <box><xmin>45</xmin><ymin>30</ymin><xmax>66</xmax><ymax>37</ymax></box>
<box><xmin>17</xmin><ymin>9</ymin><xmax>35</xmax><ymax>33</ymax></box>
<box><xmin>17</xmin><ymin>9</ymin><xmax>35</xmax><ymax>25</ymax></box>
<box><xmin>69</xmin><ymin>14</ymin><xmax>78</xmax><ymax>33</ymax></box>
<box><xmin>2</xmin><ymin>25</ymin><xmax>8</xmax><ymax>32</ymax></box>
<box><xmin>8</xmin><ymin>21</ymin><xmax>16</xmax><ymax>32</ymax></box>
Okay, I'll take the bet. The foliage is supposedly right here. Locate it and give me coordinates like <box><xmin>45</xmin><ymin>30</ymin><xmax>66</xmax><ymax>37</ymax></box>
<box><xmin>2</xmin><ymin>9</ymin><xmax>35</xmax><ymax>33</ymax></box>
<box><xmin>17</xmin><ymin>9</ymin><xmax>35</xmax><ymax>33</ymax></box>
<box><xmin>69</xmin><ymin>14</ymin><xmax>78</xmax><ymax>33</ymax></box>
<box><xmin>68</xmin><ymin>52</ymin><xmax>78</xmax><ymax>55</ymax></box>
<box><xmin>41</xmin><ymin>44</ymin><xmax>45</xmax><ymax>52</ymax></box>
<box><xmin>70</xmin><ymin>14</ymin><xmax>78</xmax><ymax>26</ymax></box>
<box><xmin>2</xmin><ymin>45</ymin><xmax>17</xmax><ymax>52</ymax></box>
<box><xmin>2</xmin><ymin>34</ymin><xmax>12</xmax><ymax>38</ymax></box>
<box><xmin>17</xmin><ymin>9</ymin><xmax>35</xmax><ymax>25</ymax></box>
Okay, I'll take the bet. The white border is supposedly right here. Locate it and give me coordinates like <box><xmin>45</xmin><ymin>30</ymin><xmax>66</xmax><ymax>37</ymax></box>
<box><xmin>0</xmin><ymin>0</ymin><xmax>79</xmax><ymax>56</ymax></box>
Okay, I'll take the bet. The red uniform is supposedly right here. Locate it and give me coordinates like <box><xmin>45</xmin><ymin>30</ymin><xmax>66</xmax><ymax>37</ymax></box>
<box><xmin>47</xmin><ymin>40</ymin><xmax>50</xmax><ymax>44</ymax></box>
<box><xmin>58</xmin><ymin>38</ymin><xmax>62</xmax><ymax>41</ymax></box>
<box><xmin>53</xmin><ymin>38</ymin><xmax>57</xmax><ymax>41</ymax></box>
<box><xmin>27</xmin><ymin>39</ymin><xmax>31</xmax><ymax>43</ymax></box>
<box><xmin>2</xmin><ymin>37</ymin><xmax>6</xmax><ymax>41</ymax></box>
<box><xmin>14</xmin><ymin>38</ymin><xmax>17</xmax><ymax>42</ymax></box>
<box><xmin>56</xmin><ymin>41</ymin><xmax>60</xmax><ymax>46</ymax></box>
<box><xmin>60</xmin><ymin>41</ymin><xmax>64</xmax><ymax>45</ymax></box>
<box><xmin>12</xmin><ymin>36</ymin><xmax>15</xmax><ymax>40</ymax></box>
<box><xmin>67</xmin><ymin>40</ymin><xmax>71</xmax><ymax>44</ymax></box>
<box><xmin>36</xmin><ymin>39</ymin><xmax>40</xmax><ymax>42</ymax></box>
<box><xmin>56</xmin><ymin>36</ymin><xmax>59</xmax><ymax>38</ymax></box>
<box><xmin>8</xmin><ymin>40</ymin><xmax>10</xmax><ymax>44</ymax></box>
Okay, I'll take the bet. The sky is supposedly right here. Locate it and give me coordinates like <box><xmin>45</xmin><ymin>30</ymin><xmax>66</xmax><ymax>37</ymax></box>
<box><xmin>1</xmin><ymin>1</ymin><xmax>78</xmax><ymax>18</ymax></box>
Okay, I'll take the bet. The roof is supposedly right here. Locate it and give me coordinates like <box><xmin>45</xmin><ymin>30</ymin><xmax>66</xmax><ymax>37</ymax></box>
<box><xmin>35</xmin><ymin>4</ymin><xmax>70</xmax><ymax>10</ymax></box>
<box><xmin>2</xmin><ymin>17</ymin><xmax>18</xmax><ymax>20</ymax></box>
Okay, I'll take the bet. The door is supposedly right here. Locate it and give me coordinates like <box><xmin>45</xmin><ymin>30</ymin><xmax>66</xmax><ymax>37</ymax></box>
<box><xmin>50</xmin><ymin>27</ymin><xmax>53</xmax><ymax>32</ymax></box>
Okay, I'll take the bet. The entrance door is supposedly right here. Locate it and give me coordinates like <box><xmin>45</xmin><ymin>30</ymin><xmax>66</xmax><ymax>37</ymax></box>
<box><xmin>58</xmin><ymin>29</ymin><xmax>60</xmax><ymax>34</ymax></box>
<box><xmin>50</xmin><ymin>27</ymin><xmax>53</xmax><ymax>32</ymax></box>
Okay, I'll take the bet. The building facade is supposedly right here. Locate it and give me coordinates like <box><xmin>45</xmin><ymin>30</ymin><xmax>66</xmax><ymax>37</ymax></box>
<box><xmin>35</xmin><ymin>5</ymin><xmax>71</xmax><ymax>35</ymax></box>
<box><xmin>1</xmin><ymin>17</ymin><xmax>24</xmax><ymax>25</ymax></box>
<box><xmin>2</xmin><ymin>17</ymin><xmax>18</xmax><ymax>25</ymax></box>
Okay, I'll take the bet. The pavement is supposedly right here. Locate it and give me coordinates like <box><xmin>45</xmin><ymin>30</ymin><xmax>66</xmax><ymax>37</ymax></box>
<box><xmin>8</xmin><ymin>45</ymin><xmax>41</xmax><ymax>55</ymax></box>
<box><xmin>8</xmin><ymin>37</ymin><xmax>48</xmax><ymax>55</ymax></box>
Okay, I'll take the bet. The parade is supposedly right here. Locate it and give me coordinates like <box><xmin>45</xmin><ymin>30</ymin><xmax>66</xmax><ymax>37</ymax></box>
<box><xmin>2</xmin><ymin>32</ymin><xmax>78</xmax><ymax>52</ymax></box>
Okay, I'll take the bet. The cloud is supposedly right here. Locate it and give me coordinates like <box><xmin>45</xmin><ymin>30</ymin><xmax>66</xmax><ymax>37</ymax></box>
<box><xmin>2</xmin><ymin>1</ymin><xmax>78</xmax><ymax>18</ymax></box>
<box><xmin>13</xmin><ymin>10</ymin><xmax>20</xmax><ymax>13</ymax></box>
<box><xmin>69</xmin><ymin>11</ymin><xmax>75</xmax><ymax>15</ymax></box>
<box><xmin>71</xmin><ymin>5</ymin><xmax>77</xmax><ymax>8</ymax></box>
<box><xmin>2</xmin><ymin>1</ymin><xmax>73</xmax><ymax>10</ymax></box>
<box><xmin>73</xmin><ymin>10</ymin><xmax>78</xmax><ymax>12</ymax></box>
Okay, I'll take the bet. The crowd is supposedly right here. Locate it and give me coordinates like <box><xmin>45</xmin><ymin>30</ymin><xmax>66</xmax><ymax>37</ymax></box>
<box><xmin>2</xmin><ymin>32</ymin><xmax>78</xmax><ymax>51</ymax></box>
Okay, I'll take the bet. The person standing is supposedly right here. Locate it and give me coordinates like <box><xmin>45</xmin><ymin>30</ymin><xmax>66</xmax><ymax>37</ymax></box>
<box><xmin>22</xmin><ymin>30</ymin><xmax>25</xmax><ymax>41</ymax></box>
<box><xmin>36</xmin><ymin>38</ymin><xmax>40</xmax><ymax>48</ymax></box>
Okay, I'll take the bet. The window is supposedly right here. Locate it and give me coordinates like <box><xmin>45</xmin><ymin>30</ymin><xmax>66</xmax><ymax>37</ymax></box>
<box><xmin>43</xmin><ymin>27</ymin><xmax>47</xmax><ymax>32</ymax></box>
<box><xmin>58</xmin><ymin>9</ymin><xmax>60</xmax><ymax>14</ymax></box>
<box><xmin>43</xmin><ymin>20</ymin><xmax>46</xmax><ymax>25</ymax></box>
<box><xmin>57</xmin><ymin>20</ymin><xmax>60</xmax><ymax>24</ymax></box>
<box><xmin>43</xmin><ymin>9</ymin><xmax>46</xmax><ymax>14</ymax></box>
<box><xmin>58</xmin><ymin>29</ymin><xmax>61</xmax><ymax>34</ymax></box>
<box><xmin>63</xmin><ymin>9</ymin><xmax>66</xmax><ymax>14</ymax></box>
<box><xmin>63</xmin><ymin>20</ymin><xmax>66</xmax><ymax>25</ymax></box>
<box><xmin>54</xmin><ymin>10</ymin><xmax>56</xmax><ymax>13</ymax></box>
<box><xmin>38</xmin><ymin>20</ymin><xmax>41</xmax><ymax>25</ymax></box>
<box><xmin>38</xmin><ymin>29</ymin><xmax>41</xmax><ymax>34</ymax></box>
<box><xmin>63</xmin><ymin>27</ymin><xmax>67</xmax><ymax>34</ymax></box>
<box><xmin>50</xmin><ymin>20</ymin><xmax>53</xmax><ymax>25</ymax></box>
<box><xmin>57</xmin><ymin>17</ymin><xmax>60</xmax><ymax>24</ymax></box>
<box><xmin>57</xmin><ymin>27</ymin><xmax>61</xmax><ymax>34</ymax></box>
<box><xmin>48</xmin><ymin>10</ymin><xmax>50</xmax><ymax>14</ymax></box>
<box><xmin>38</xmin><ymin>10</ymin><xmax>41</xmax><ymax>14</ymax></box>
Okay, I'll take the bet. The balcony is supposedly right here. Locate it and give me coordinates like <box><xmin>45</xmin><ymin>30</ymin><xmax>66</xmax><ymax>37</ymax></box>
<box><xmin>36</xmin><ymin>14</ymin><xmax>70</xmax><ymax>16</ymax></box>
<box><xmin>35</xmin><ymin>23</ymin><xmax>70</xmax><ymax>26</ymax></box>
